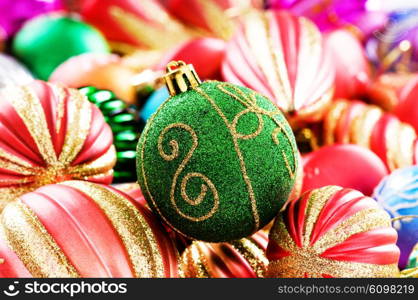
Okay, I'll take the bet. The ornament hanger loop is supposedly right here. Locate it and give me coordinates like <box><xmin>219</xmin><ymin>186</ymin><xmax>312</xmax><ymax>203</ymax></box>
<box><xmin>164</xmin><ymin>61</ymin><xmax>202</xmax><ymax>96</ymax></box>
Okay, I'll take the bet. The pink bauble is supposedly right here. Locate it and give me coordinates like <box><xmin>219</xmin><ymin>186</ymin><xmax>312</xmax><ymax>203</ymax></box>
<box><xmin>302</xmin><ymin>144</ymin><xmax>388</xmax><ymax>196</ymax></box>
<box><xmin>324</xmin><ymin>29</ymin><xmax>370</xmax><ymax>99</ymax></box>
<box><xmin>394</xmin><ymin>76</ymin><xmax>418</xmax><ymax>132</ymax></box>
<box><xmin>156</xmin><ymin>38</ymin><xmax>226</xmax><ymax>80</ymax></box>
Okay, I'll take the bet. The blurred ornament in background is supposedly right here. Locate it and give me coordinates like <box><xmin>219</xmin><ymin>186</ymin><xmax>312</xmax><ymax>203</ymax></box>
<box><xmin>12</xmin><ymin>14</ymin><xmax>110</xmax><ymax>80</ymax></box>
<box><xmin>323</xmin><ymin>99</ymin><xmax>418</xmax><ymax>171</ymax></box>
<box><xmin>394</xmin><ymin>76</ymin><xmax>418</xmax><ymax>133</ymax></box>
<box><xmin>79</xmin><ymin>0</ymin><xmax>192</xmax><ymax>51</ymax></box>
<box><xmin>0</xmin><ymin>80</ymin><xmax>116</xmax><ymax>211</ymax></box>
<box><xmin>267</xmin><ymin>186</ymin><xmax>400</xmax><ymax>278</ymax></box>
<box><xmin>0</xmin><ymin>54</ymin><xmax>33</xmax><ymax>89</ymax></box>
<box><xmin>222</xmin><ymin>10</ymin><xmax>334</xmax><ymax>124</ymax></box>
<box><xmin>367</xmin><ymin>9</ymin><xmax>418</xmax><ymax>72</ymax></box>
<box><xmin>373</xmin><ymin>166</ymin><xmax>418</xmax><ymax>268</ymax></box>
<box><xmin>179</xmin><ymin>230</ymin><xmax>268</xmax><ymax>278</ymax></box>
<box><xmin>163</xmin><ymin>0</ymin><xmax>264</xmax><ymax>40</ymax></box>
<box><xmin>0</xmin><ymin>0</ymin><xmax>63</xmax><ymax>39</ymax></box>
<box><xmin>139</xmin><ymin>86</ymin><xmax>169</xmax><ymax>123</ymax></box>
<box><xmin>0</xmin><ymin>181</ymin><xmax>179</xmax><ymax>278</ymax></box>
<box><xmin>79</xmin><ymin>86</ymin><xmax>143</xmax><ymax>183</ymax></box>
<box><xmin>324</xmin><ymin>29</ymin><xmax>371</xmax><ymax>99</ymax></box>
<box><xmin>302</xmin><ymin>144</ymin><xmax>388</xmax><ymax>196</ymax></box>
<box><xmin>367</xmin><ymin>72</ymin><xmax>417</xmax><ymax>111</ymax></box>
<box><xmin>156</xmin><ymin>38</ymin><xmax>226</xmax><ymax>80</ymax></box>
<box><xmin>50</xmin><ymin>53</ymin><xmax>137</xmax><ymax>105</ymax></box>
<box><xmin>266</xmin><ymin>0</ymin><xmax>387</xmax><ymax>38</ymax></box>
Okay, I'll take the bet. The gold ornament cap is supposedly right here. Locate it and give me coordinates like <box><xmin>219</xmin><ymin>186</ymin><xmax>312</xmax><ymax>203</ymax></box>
<box><xmin>164</xmin><ymin>61</ymin><xmax>202</xmax><ymax>96</ymax></box>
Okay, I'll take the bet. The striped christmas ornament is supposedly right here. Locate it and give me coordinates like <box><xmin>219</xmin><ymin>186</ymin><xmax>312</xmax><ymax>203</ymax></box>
<box><xmin>179</xmin><ymin>230</ymin><xmax>268</xmax><ymax>278</ymax></box>
<box><xmin>0</xmin><ymin>181</ymin><xmax>178</xmax><ymax>278</ymax></box>
<box><xmin>323</xmin><ymin>99</ymin><xmax>418</xmax><ymax>171</ymax></box>
<box><xmin>0</xmin><ymin>81</ymin><xmax>116</xmax><ymax>210</ymax></box>
<box><xmin>267</xmin><ymin>186</ymin><xmax>400</xmax><ymax>278</ymax></box>
<box><xmin>222</xmin><ymin>10</ymin><xmax>334</xmax><ymax>123</ymax></box>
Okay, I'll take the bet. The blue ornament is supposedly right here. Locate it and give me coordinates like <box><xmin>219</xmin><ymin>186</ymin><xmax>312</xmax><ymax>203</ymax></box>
<box><xmin>373</xmin><ymin>166</ymin><xmax>418</xmax><ymax>268</ymax></box>
<box><xmin>140</xmin><ymin>87</ymin><xmax>169</xmax><ymax>122</ymax></box>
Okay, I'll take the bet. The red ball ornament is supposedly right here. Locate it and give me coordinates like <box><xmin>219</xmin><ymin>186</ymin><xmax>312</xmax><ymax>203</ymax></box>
<box><xmin>180</xmin><ymin>231</ymin><xmax>268</xmax><ymax>278</ymax></box>
<box><xmin>323</xmin><ymin>99</ymin><xmax>418</xmax><ymax>171</ymax></box>
<box><xmin>267</xmin><ymin>186</ymin><xmax>400</xmax><ymax>278</ymax></box>
<box><xmin>0</xmin><ymin>181</ymin><xmax>178</xmax><ymax>278</ymax></box>
<box><xmin>80</xmin><ymin>0</ymin><xmax>191</xmax><ymax>49</ymax></box>
<box><xmin>367</xmin><ymin>73</ymin><xmax>417</xmax><ymax>111</ymax></box>
<box><xmin>222</xmin><ymin>10</ymin><xmax>334</xmax><ymax>123</ymax></box>
<box><xmin>324</xmin><ymin>29</ymin><xmax>370</xmax><ymax>99</ymax></box>
<box><xmin>302</xmin><ymin>145</ymin><xmax>388</xmax><ymax>196</ymax></box>
<box><xmin>0</xmin><ymin>81</ymin><xmax>116</xmax><ymax>210</ymax></box>
<box><xmin>156</xmin><ymin>38</ymin><xmax>226</xmax><ymax>80</ymax></box>
<box><xmin>394</xmin><ymin>76</ymin><xmax>418</xmax><ymax>133</ymax></box>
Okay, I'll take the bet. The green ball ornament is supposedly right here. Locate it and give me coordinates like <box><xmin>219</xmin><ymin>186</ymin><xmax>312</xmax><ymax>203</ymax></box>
<box><xmin>79</xmin><ymin>86</ymin><xmax>143</xmax><ymax>183</ymax></box>
<box><xmin>137</xmin><ymin>61</ymin><xmax>299</xmax><ymax>242</ymax></box>
<box><xmin>12</xmin><ymin>14</ymin><xmax>109</xmax><ymax>80</ymax></box>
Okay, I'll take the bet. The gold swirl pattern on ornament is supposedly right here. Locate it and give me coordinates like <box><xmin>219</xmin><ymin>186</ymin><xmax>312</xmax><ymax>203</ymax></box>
<box><xmin>60</xmin><ymin>181</ymin><xmax>165</xmax><ymax>278</ymax></box>
<box><xmin>0</xmin><ymin>200</ymin><xmax>79</xmax><ymax>277</ymax></box>
<box><xmin>158</xmin><ymin>123</ymin><xmax>219</xmax><ymax>222</ymax></box>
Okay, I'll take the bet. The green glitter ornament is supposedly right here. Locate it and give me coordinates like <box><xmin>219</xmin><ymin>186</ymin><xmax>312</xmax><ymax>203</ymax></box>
<box><xmin>136</xmin><ymin>61</ymin><xmax>299</xmax><ymax>242</ymax></box>
<box><xmin>12</xmin><ymin>15</ymin><xmax>109</xmax><ymax>80</ymax></box>
<box><xmin>79</xmin><ymin>86</ymin><xmax>143</xmax><ymax>183</ymax></box>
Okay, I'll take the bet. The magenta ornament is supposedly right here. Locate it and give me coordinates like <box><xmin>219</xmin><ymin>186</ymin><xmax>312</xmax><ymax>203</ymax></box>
<box><xmin>267</xmin><ymin>0</ymin><xmax>387</xmax><ymax>38</ymax></box>
<box><xmin>0</xmin><ymin>0</ymin><xmax>63</xmax><ymax>38</ymax></box>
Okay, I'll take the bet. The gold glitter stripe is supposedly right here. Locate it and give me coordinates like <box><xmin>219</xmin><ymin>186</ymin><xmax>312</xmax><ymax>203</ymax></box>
<box><xmin>197</xmin><ymin>0</ymin><xmax>234</xmax><ymax>40</ymax></box>
<box><xmin>352</xmin><ymin>106</ymin><xmax>382</xmax><ymax>149</ymax></box>
<box><xmin>0</xmin><ymin>156</ymin><xmax>36</xmax><ymax>175</ymax></box>
<box><xmin>267</xmin><ymin>254</ymin><xmax>399</xmax><ymax>278</ymax></box>
<box><xmin>230</xmin><ymin>237</ymin><xmax>269</xmax><ymax>277</ymax></box>
<box><xmin>269</xmin><ymin>215</ymin><xmax>299</xmax><ymax>254</ymax></box>
<box><xmin>58</xmin><ymin>89</ymin><xmax>92</xmax><ymax>165</ymax></box>
<box><xmin>314</xmin><ymin>208</ymin><xmax>392</xmax><ymax>253</ymax></box>
<box><xmin>8</xmin><ymin>86</ymin><xmax>57</xmax><ymax>164</ymax></box>
<box><xmin>60</xmin><ymin>181</ymin><xmax>165</xmax><ymax>278</ymax></box>
<box><xmin>68</xmin><ymin>146</ymin><xmax>116</xmax><ymax>178</ymax></box>
<box><xmin>158</xmin><ymin>123</ymin><xmax>219</xmax><ymax>222</ymax></box>
<box><xmin>110</xmin><ymin>5</ymin><xmax>190</xmax><ymax>50</ymax></box>
<box><xmin>0</xmin><ymin>200</ymin><xmax>79</xmax><ymax>277</ymax></box>
<box><xmin>323</xmin><ymin>100</ymin><xmax>348</xmax><ymax>145</ymax></box>
<box><xmin>179</xmin><ymin>242</ymin><xmax>211</xmax><ymax>278</ymax></box>
<box><xmin>303</xmin><ymin>186</ymin><xmax>341</xmax><ymax>247</ymax></box>
<box><xmin>400</xmin><ymin>267</ymin><xmax>418</xmax><ymax>278</ymax></box>
<box><xmin>195</xmin><ymin>87</ymin><xmax>260</xmax><ymax>230</ymax></box>
<box><xmin>49</xmin><ymin>84</ymin><xmax>66</xmax><ymax>134</ymax></box>
<box><xmin>394</xmin><ymin>123</ymin><xmax>416</xmax><ymax>169</ymax></box>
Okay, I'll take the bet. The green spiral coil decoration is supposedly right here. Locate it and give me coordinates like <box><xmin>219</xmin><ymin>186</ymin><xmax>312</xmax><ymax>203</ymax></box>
<box><xmin>79</xmin><ymin>86</ymin><xmax>144</xmax><ymax>182</ymax></box>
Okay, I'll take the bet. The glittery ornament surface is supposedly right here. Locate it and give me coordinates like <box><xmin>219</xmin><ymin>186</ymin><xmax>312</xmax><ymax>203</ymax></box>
<box><xmin>0</xmin><ymin>81</ymin><xmax>116</xmax><ymax>210</ymax></box>
<box><xmin>323</xmin><ymin>99</ymin><xmax>418</xmax><ymax>171</ymax></box>
<box><xmin>180</xmin><ymin>230</ymin><xmax>269</xmax><ymax>278</ymax></box>
<box><xmin>137</xmin><ymin>80</ymin><xmax>298</xmax><ymax>242</ymax></box>
<box><xmin>222</xmin><ymin>10</ymin><xmax>334</xmax><ymax>123</ymax></box>
<box><xmin>267</xmin><ymin>186</ymin><xmax>400</xmax><ymax>278</ymax></box>
<box><xmin>79</xmin><ymin>86</ymin><xmax>142</xmax><ymax>183</ymax></box>
<box><xmin>373</xmin><ymin>166</ymin><xmax>418</xmax><ymax>268</ymax></box>
<box><xmin>0</xmin><ymin>181</ymin><xmax>178</xmax><ymax>278</ymax></box>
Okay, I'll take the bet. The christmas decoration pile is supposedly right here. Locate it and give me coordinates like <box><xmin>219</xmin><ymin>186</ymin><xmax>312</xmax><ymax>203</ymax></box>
<box><xmin>0</xmin><ymin>0</ymin><xmax>418</xmax><ymax>279</ymax></box>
